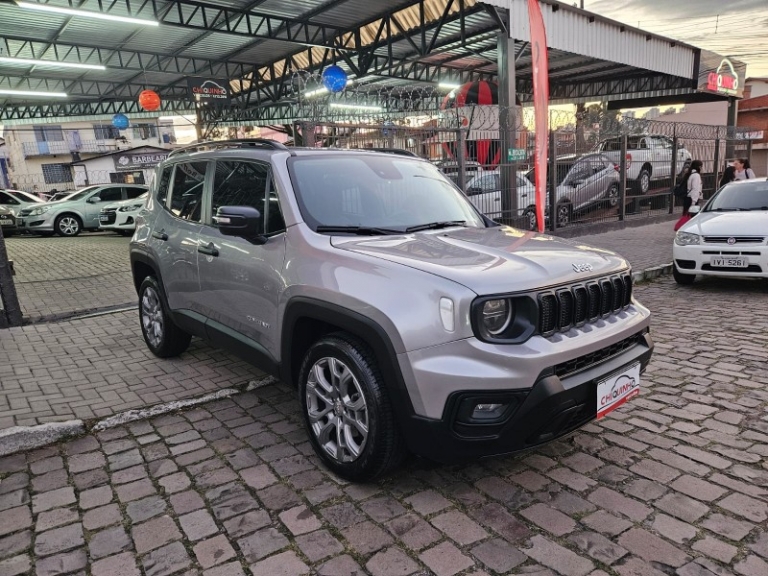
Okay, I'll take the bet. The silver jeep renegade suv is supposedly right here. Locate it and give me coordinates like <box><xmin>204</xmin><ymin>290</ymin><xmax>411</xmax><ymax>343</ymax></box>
<box><xmin>130</xmin><ymin>139</ymin><xmax>653</xmax><ymax>482</ymax></box>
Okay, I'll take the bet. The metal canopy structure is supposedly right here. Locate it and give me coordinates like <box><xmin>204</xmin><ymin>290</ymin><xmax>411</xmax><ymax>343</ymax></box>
<box><xmin>0</xmin><ymin>0</ymin><xmax>739</xmax><ymax>125</ymax></box>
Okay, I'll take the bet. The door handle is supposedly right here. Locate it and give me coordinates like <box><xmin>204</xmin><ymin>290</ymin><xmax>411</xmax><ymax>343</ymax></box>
<box><xmin>198</xmin><ymin>242</ymin><xmax>219</xmax><ymax>257</ymax></box>
<box><xmin>152</xmin><ymin>230</ymin><xmax>168</xmax><ymax>241</ymax></box>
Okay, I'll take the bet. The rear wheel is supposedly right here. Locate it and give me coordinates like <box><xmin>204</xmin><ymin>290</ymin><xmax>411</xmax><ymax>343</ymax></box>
<box><xmin>673</xmin><ymin>266</ymin><xmax>696</xmax><ymax>285</ymax></box>
<box><xmin>556</xmin><ymin>203</ymin><xmax>571</xmax><ymax>228</ymax></box>
<box><xmin>298</xmin><ymin>333</ymin><xmax>405</xmax><ymax>482</ymax></box>
<box><xmin>606</xmin><ymin>183</ymin><xmax>619</xmax><ymax>208</ymax></box>
<box><xmin>138</xmin><ymin>276</ymin><xmax>192</xmax><ymax>358</ymax></box>
<box><xmin>523</xmin><ymin>207</ymin><xmax>537</xmax><ymax>231</ymax></box>
<box><xmin>634</xmin><ymin>167</ymin><xmax>651</xmax><ymax>195</ymax></box>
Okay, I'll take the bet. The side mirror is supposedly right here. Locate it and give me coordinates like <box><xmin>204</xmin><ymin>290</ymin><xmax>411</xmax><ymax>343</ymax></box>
<box><xmin>688</xmin><ymin>205</ymin><xmax>701</xmax><ymax>215</ymax></box>
<box><xmin>87</xmin><ymin>196</ymin><xmax>101</xmax><ymax>204</ymax></box>
<box><xmin>214</xmin><ymin>206</ymin><xmax>267</xmax><ymax>245</ymax></box>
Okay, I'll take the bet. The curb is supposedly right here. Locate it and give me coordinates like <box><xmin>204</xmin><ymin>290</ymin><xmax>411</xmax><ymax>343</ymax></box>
<box><xmin>0</xmin><ymin>376</ymin><xmax>279</xmax><ymax>457</ymax></box>
<box><xmin>632</xmin><ymin>262</ymin><xmax>673</xmax><ymax>284</ymax></box>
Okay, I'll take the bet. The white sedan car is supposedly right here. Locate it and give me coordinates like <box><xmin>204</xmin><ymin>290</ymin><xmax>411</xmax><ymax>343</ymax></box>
<box><xmin>98</xmin><ymin>192</ymin><xmax>148</xmax><ymax>236</ymax></box>
<box><xmin>673</xmin><ymin>178</ymin><xmax>768</xmax><ymax>284</ymax></box>
<box><xmin>465</xmin><ymin>171</ymin><xmax>537</xmax><ymax>227</ymax></box>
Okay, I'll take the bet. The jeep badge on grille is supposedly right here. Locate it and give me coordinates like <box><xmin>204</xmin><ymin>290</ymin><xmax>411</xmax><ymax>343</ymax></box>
<box><xmin>572</xmin><ymin>263</ymin><xmax>593</xmax><ymax>273</ymax></box>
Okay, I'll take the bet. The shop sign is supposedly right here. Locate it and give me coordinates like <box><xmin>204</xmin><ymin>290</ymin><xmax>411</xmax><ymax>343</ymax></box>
<box><xmin>113</xmin><ymin>151</ymin><xmax>169</xmax><ymax>171</ymax></box>
<box><xmin>698</xmin><ymin>51</ymin><xmax>746</xmax><ymax>98</ymax></box>
<box><xmin>187</xmin><ymin>77</ymin><xmax>231</xmax><ymax>103</ymax></box>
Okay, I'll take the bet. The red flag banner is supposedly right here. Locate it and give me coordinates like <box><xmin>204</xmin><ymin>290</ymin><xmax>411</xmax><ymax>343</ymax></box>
<box><xmin>527</xmin><ymin>0</ymin><xmax>550</xmax><ymax>233</ymax></box>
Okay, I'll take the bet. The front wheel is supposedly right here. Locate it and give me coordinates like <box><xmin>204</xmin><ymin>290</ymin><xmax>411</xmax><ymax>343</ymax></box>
<box><xmin>298</xmin><ymin>334</ymin><xmax>405</xmax><ymax>482</ymax></box>
<box><xmin>55</xmin><ymin>214</ymin><xmax>82</xmax><ymax>237</ymax></box>
<box><xmin>673</xmin><ymin>266</ymin><xmax>696</xmax><ymax>285</ymax></box>
<box><xmin>523</xmin><ymin>208</ymin><xmax>538</xmax><ymax>231</ymax></box>
<box><xmin>138</xmin><ymin>276</ymin><xmax>191</xmax><ymax>358</ymax></box>
<box><xmin>556</xmin><ymin>203</ymin><xmax>571</xmax><ymax>228</ymax></box>
<box><xmin>606</xmin><ymin>184</ymin><xmax>619</xmax><ymax>208</ymax></box>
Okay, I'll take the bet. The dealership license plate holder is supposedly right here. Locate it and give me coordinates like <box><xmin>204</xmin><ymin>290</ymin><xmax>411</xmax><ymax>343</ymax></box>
<box><xmin>710</xmin><ymin>257</ymin><xmax>748</xmax><ymax>268</ymax></box>
<box><xmin>597</xmin><ymin>362</ymin><xmax>640</xmax><ymax>420</ymax></box>
<box><xmin>0</xmin><ymin>218</ymin><xmax>13</xmax><ymax>225</ymax></box>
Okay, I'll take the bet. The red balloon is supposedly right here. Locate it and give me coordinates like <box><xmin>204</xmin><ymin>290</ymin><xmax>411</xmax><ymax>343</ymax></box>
<box><xmin>139</xmin><ymin>89</ymin><xmax>161</xmax><ymax>112</ymax></box>
<box><xmin>441</xmin><ymin>80</ymin><xmax>502</xmax><ymax>169</ymax></box>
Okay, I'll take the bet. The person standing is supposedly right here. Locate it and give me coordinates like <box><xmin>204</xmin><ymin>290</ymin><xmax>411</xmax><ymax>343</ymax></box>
<box><xmin>684</xmin><ymin>160</ymin><xmax>703</xmax><ymax>216</ymax></box>
<box><xmin>734</xmin><ymin>158</ymin><xmax>756</xmax><ymax>180</ymax></box>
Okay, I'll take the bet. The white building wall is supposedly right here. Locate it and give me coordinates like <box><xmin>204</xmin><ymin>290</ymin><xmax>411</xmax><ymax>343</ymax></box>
<box><xmin>4</xmin><ymin>118</ymin><xmax>175</xmax><ymax>193</ymax></box>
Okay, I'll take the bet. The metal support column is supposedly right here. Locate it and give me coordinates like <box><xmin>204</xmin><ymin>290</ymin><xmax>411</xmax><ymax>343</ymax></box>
<box><xmin>457</xmin><ymin>129</ymin><xmax>467</xmax><ymax>193</ymax></box>
<box><xmin>713</xmin><ymin>137</ymin><xmax>721</xmax><ymax>199</ymax></box>
<box><xmin>548</xmin><ymin>130</ymin><xmax>558</xmax><ymax>232</ymax></box>
<box><xmin>669</xmin><ymin>136</ymin><xmax>679</xmax><ymax>214</ymax></box>
<box><xmin>497</xmin><ymin>23</ymin><xmax>518</xmax><ymax>221</ymax></box>
<box><xmin>725</xmin><ymin>97</ymin><xmax>737</xmax><ymax>161</ymax></box>
<box><xmin>0</xmin><ymin>229</ymin><xmax>22</xmax><ymax>328</ymax></box>
<box><xmin>619</xmin><ymin>135</ymin><xmax>628</xmax><ymax>221</ymax></box>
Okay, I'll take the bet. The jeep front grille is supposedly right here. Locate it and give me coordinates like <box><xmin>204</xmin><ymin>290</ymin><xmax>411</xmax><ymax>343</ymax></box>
<box><xmin>538</xmin><ymin>273</ymin><xmax>632</xmax><ymax>336</ymax></box>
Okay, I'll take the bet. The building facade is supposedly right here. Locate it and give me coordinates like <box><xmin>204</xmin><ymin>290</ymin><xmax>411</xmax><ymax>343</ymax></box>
<box><xmin>3</xmin><ymin>119</ymin><xmax>176</xmax><ymax>195</ymax></box>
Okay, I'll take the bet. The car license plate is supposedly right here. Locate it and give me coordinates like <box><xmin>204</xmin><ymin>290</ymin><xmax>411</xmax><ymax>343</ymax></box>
<box><xmin>710</xmin><ymin>257</ymin><xmax>748</xmax><ymax>268</ymax></box>
<box><xmin>99</xmin><ymin>215</ymin><xmax>110</xmax><ymax>222</ymax></box>
<box><xmin>597</xmin><ymin>363</ymin><xmax>640</xmax><ymax>420</ymax></box>
<box><xmin>0</xmin><ymin>218</ymin><xmax>12</xmax><ymax>225</ymax></box>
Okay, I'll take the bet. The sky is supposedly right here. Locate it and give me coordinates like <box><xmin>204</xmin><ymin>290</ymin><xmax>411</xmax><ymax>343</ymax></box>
<box><xmin>586</xmin><ymin>0</ymin><xmax>768</xmax><ymax>77</ymax></box>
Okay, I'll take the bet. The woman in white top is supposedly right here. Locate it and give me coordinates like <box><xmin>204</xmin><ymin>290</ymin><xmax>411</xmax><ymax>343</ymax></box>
<box><xmin>685</xmin><ymin>160</ymin><xmax>703</xmax><ymax>215</ymax></box>
<box><xmin>734</xmin><ymin>158</ymin><xmax>756</xmax><ymax>180</ymax></box>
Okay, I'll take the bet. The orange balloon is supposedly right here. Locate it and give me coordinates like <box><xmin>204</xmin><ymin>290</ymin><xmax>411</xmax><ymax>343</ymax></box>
<box><xmin>138</xmin><ymin>89</ymin><xmax>161</xmax><ymax>112</ymax></box>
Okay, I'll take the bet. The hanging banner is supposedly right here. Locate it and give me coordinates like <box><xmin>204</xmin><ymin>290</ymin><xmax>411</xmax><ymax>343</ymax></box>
<box><xmin>527</xmin><ymin>0</ymin><xmax>549</xmax><ymax>233</ymax></box>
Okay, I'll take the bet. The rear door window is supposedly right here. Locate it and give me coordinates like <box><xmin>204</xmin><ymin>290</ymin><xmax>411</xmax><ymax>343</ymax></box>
<box><xmin>98</xmin><ymin>187</ymin><xmax>124</xmax><ymax>203</ymax></box>
<box><xmin>169</xmin><ymin>162</ymin><xmax>208</xmax><ymax>222</ymax></box>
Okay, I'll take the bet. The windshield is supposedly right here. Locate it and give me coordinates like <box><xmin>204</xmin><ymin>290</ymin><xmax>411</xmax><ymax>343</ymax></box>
<box><xmin>289</xmin><ymin>155</ymin><xmax>486</xmax><ymax>232</ymax></box>
<box><xmin>705</xmin><ymin>181</ymin><xmax>768</xmax><ymax>212</ymax></box>
<box><xmin>61</xmin><ymin>186</ymin><xmax>100</xmax><ymax>202</ymax></box>
<box><xmin>6</xmin><ymin>190</ymin><xmax>43</xmax><ymax>203</ymax></box>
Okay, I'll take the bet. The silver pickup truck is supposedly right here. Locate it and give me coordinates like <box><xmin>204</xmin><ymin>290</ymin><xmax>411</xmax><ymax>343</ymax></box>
<box><xmin>597</xmin><ymin>135</ymin><xmax>692</xmax><ymax>195</ymax></box>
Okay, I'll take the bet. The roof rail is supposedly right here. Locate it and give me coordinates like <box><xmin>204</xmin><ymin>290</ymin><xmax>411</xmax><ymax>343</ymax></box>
<box><xmin>167</xmin><ymin>138</ymin><xmax>289</xmax><ymax>158</ymax></box>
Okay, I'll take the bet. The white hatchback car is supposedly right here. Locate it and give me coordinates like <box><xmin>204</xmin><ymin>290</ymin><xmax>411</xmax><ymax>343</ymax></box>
<box><xmin>673</xmin><ymin>178</ymin><xmax>768</xmax><ymax>284</ymax></box>
<box><xmin>465</xmin><ymin>171</ymin><xmax>537</xmax><ymax>225</ymax></box>
<box><xmin>99</xmin><ymin>192</ymin><xmax>148</xmax><ymax>235</ymax></box>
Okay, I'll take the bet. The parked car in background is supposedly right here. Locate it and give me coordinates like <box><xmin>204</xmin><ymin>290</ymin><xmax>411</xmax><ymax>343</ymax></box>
<box><xmin>0</xmin><ymin>206</ymin><xmax>17</xmax><ymax>237</ymax></box>
<box><xmin>48</xmin><ymin>191</ymin><xmax>76</xmax><ymax>202</ymax></box>
<box><xmin>525</xmin><ymin>153</ymin><xmax>620</xmax><ymax>227</ymax></box>
<box><xmin>0</xmin><ymin>188</ymin><xmax>45</xmax><ymax>211</ymax></box>
<box><xmin>673</xmin><ymin>178</ymin><xmax>768</xmax><ymax>284</ymax></box>
<box><xmin>17</xmin><ymin>184</ymin><xmax>148</xmax><ymax>237</ymax></box>
<box><xmin>465</xmin><ymin>170</ymin><xmax>538</xmax><ymax>227</ymax></box>
<box><xmin>99</xmin><ymin>192</ymin><xmax>148</xmax><ymax>235</ymax></box>
<box><xmin>436</xmin><ymin>159</ymin><xmax>483</xmax><ymax>185</ymax></box>
<box><xmin>597</xmin><ymin>135</ymin><xmax>692</xmax><ymax>195</ymax></box>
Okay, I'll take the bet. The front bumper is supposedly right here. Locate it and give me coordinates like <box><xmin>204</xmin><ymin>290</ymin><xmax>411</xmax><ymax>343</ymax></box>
<box><xmin>403</xmin><ymin>330</ymin><xmax>653</xmax><ymax>463</ymax></box>
<box><xmin>18</xmin><ymin>213</ymin><xmax>55</xmax><ymax>232</ymax></box>
<box><xmin>674</xmin><ymin>244</ymin><xmax>768</xmax><ymax>278</ymax></box>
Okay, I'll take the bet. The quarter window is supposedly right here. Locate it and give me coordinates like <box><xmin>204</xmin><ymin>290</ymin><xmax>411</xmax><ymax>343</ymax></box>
<box><xmin>156</xmin><ymin>166</ymin><xmax>173</xmax><ymax>204</ymax></box>
<box><xmin>126</xmin><ymin>187</ymin><xmax>147</xmax><ymax>199</ymax></box>
<box><xmin>169</xmin><ymin>162</ymin><xmax>207</xmax><ymax>222</ymax></box>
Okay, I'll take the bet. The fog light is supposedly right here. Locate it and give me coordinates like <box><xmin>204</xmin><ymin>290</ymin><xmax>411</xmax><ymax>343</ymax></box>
<box><xmin>471</xmin><ymin>403</ymin><xmax>507</xmax><ymax>420</ymax></box>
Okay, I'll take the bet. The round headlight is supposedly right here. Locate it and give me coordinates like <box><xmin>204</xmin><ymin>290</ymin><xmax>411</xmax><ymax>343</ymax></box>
<box><xmin>482</xmin><ymin>299</ymin><xmax>512</xmax><ymax>335</ymax></box>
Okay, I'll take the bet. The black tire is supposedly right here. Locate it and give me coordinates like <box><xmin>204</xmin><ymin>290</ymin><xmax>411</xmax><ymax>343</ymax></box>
<box><xmin>298</xmin><ymin>333</ymin><xmax>405</xmax><ymax>482</ymax></box>
<box><xmin>523</xmin><ymin>207</ymin><xmax>537</xmax><ymax>231</ymax></box>
<box><xmin>117</xmin><ymin>230</ymin><xmax>133</xmax><ymax>237</ymax></box>
<box><xmin>606</xmin><ymin>183</ymin><xmax>619</xmax><ymax>208</ymax></box>
<box><xmin>555</xmin><ymin>203</ymin><xmax>571</xmax><ymax>228</ymax></box>
<box><xmin>673</xmin><ymin>266</ymin><xmax>696</xmax><ymax>285</ymax></box>
<box><xmin>634</xmin><ymin>167</ymin><xmax>651</xmax><ymax>195</ymax></box>
<box><xmin>55</xmin><ymin>213</ymin><xmax>82</xmax><ymax>237</ymax></box>
<box><xmin>138</xmin><ymin>275</ymin><xmax>191</xmax><ymax>358</ymax></box>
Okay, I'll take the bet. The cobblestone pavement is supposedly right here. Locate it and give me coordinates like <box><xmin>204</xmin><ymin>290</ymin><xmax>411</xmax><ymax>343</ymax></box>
<box><xmin>1</xmin><ymin>274</ymin><xmax>767</xmax><ymax>576</ymax></box>
<box><xmin>5</xmin><ymin>233</ymin><xmax>136</xmax><ymax>322</ymax></box>
<box><xmin>4</xmin><ymin>222</ymin><xmax>676</xmax><ymax>322</ymax></box>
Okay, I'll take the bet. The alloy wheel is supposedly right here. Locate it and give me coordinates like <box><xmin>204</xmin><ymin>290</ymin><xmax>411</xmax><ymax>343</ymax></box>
<box><xmin>305</xmin><ymin>357</ymin><xmax>369</xmax><ymax>463</ymax></box>
<box><xmin>557</xmin><ymin>205</ymin><xmax>570</xmax><ymax>227</ymax></box>
<box><xmin>59</xmin><ymin>217</ymin><xmax>79</xmax><ymax>236</ymax></box>
<box><xmin>608</xmin><ymin>184</ymin><xmax>619</xmax><ymax>207</ymax></box>
<box><xmin>141</xmin><ymin>286</ymin><xmax>164</xmax><ymax>349</ymax></box>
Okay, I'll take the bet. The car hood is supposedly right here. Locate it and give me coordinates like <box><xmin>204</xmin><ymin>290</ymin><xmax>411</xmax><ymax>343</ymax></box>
<box><xmin>332</xmin><ymin>226</ymin><xmax>628</xmax><ymax>294</ymax></box>
<box><xmin>680</xmin><ymin>211</ymin><xmax>768</xmax><ymax>237</ymax></box>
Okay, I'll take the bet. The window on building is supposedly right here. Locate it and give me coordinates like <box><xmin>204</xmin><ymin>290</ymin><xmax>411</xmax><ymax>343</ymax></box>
<box><xmin>132</xmin><ymin>124</ymin><xmax>158</xmax><ymax>139</ymax></box>
<box><xmin>41</xmin><ymin>163</ymin><xmax>74</xmax><ymax>184</ymax></box>
<box><xmin>93</xmin><ymin>124</ymin><xmax>120</xmax><ymax>140</ymax></box>
<box><xmin>34</xmin><ymin>126</ymin><xmax>64</xmax><ymax>142</ymax></box>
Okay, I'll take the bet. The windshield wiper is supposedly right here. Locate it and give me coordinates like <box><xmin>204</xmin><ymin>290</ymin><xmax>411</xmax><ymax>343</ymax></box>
<box><xmin>745</xmin><ymin>207</ymin><xmax>768</xmax><ymax>211</ymax></box>
<box><xmin>316</xmin><ymin>225</ymin><xmax>402</xmax><ymax>236</ymax></box>
<box><xmin>406</xmin><ymin>220</ymin><xmax>467</xmax><ymax>233</ymax></box>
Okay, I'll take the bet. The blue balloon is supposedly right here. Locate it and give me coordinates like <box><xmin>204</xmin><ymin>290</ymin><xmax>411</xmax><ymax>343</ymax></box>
<box><xmin>322</xmin><ymin>66</ymin><xmax>348</xmax><ymax>93</ymax></box>
<box><xmin>112</xmin><ymin>113</ymin><xmax>129</xmax><ymax>130</ymax></box>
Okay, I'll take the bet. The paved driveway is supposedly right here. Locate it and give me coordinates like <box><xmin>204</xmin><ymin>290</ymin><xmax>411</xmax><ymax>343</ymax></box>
<box><xmin>0</xmin><ymin>275</ymin><xmax>766</xmax><ymax>576</ymax></box>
